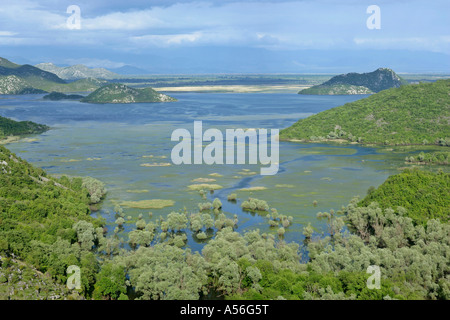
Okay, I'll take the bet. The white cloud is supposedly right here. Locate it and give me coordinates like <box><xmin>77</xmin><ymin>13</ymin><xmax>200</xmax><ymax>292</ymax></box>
<box><xmin>131</xmin><ymin>32</ymin><xmax>203</xmax><ymax>47</ymax></box>
<box><xmin>353</xmin><ymin>36</ymin><xmax>450</xmax><ymax>53</ymax></box>
<box><xmin>0</xmin><ymin>0</ymin><xmax>448</xmax><ymax>54</ymax></box>
<box><xmin>0</xmin><ymin>31</ymin><xmax>17</xmax><ymax>36</ymax></box>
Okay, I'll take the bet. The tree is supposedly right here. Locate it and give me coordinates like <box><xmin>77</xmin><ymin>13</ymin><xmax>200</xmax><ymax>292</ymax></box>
<box><xmin>126</xmin><ymin>244</ymin><xmax>208</xmax><ymax>300</ymax></box>
<box><xmin>93</xmin><ymin>263</ymin><xmax>127</xmax><ymax>300</ymax></box>
<box><xmin>213</xmin><ymin>198</ymin><xmax>222</xmax><ymax>210</ymax></box>
<box><xmin>167</xmin><ymin>212</ymin><xmax>188</xmax><ymax>231</ymax></box>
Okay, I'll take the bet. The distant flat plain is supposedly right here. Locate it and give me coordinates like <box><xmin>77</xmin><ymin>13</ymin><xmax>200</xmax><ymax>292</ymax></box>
<box><xmin>119</xmin><ymin>73</ymin><xmax>450</xmax><ymax>93</ymax></box>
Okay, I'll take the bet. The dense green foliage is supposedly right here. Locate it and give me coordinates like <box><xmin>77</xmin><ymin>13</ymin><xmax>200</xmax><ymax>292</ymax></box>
<box><xmin>281</xmin><ymin>79</ymin><xmax>450</xmax><ymax>145</ymax></box>
<box><xmin>299</xmin><ymin>68</ymin><xmax>407</xmax><ymax>95</ymax></box>
<box><xmin>405</xmin><ymin>151</ymin><xmax>449</xmax><ymax>165</ymax></box>
<box><xmin>359</xmin><ymin>169</ymin><xmax>449</xmax><ymax>225</ymax></box>
<box><xmin>1</xmin><ymin>142</ymin><xmax>449</xmax><ymax>300</ymax></box>
<box><xmin>307</xmin><ymin>199</ymin><xmax>450</xmax><ymax>300</ymax></box>
<box><xmin>0</xmin><ymin>146</ymin><xmax>105</xmax><ymax>297</ymax></box>
<box><xmin>81</xmin><ymin>83</ymin><xmax>177</xmax><ymax>104</ymax></box>
<box><xmin>0</xmin><ymin>115</ymin><xmax>49</xmax><ymax>138</ymax></box>
<box><xmin>0</xmin><ymin>255</ymin><xmax>81</xmax><ymax>300</ymax></box>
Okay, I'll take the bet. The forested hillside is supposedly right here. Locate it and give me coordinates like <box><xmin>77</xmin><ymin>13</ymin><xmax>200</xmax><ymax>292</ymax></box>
<box><xmin>0</xmin><ymin>116</ymin><xmax>49</xmax><ymax>139</ymax></box>
<box><xmin>281</xmin><ymin>79</ymin><xmax>450</xmax><ymax>146</ymax></box>
<box><xmin>359</xmin><ymin>169</ymin><xmax>449</xmax><ymax>225</ymax></box>
<box><xmin>0</xmin><ymin>146</ymin><xmax>106</xmax><ymax>297</ymax></box>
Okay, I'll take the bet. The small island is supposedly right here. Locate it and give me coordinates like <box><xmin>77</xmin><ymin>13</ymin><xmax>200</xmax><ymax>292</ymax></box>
<box><xmin>299</xmin><ymin>68</ymin><xmax>408</xmax><ymax>95</ymax></box>
<box><xmin>81</xmin><ymin>83</ymin><xmax>177</xmax><ymax>104</ymax></box>
<box><xmin>43</xmin><ymin>92</ymin><xmax>85</xmax><ymax>101</ymax></box>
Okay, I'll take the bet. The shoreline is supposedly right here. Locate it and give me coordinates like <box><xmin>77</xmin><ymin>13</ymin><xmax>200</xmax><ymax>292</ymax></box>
<box><xmin>154</xmin><ymin>84</ymin><xmax>311</xmax><ymax>94</ymax></box>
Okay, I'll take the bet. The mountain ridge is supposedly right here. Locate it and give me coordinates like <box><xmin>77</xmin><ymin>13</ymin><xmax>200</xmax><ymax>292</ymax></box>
<box><xmin>81</xmin><ymin>83</ymin><xmax>177</xmax><ymax>104</ymax></box>
<box><xmin>35</xmin><ymin>62</ymin><xmax>121</xmax><ymax>80</ymax></box>
<box><xmin>0</xmin><ymin>57</ymin><xmax>110</xmax><ymax>94</ymax></box>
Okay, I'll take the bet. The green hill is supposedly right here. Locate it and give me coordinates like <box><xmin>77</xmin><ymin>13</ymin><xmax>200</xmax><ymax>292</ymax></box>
<box><xmin>0</xmin><ymin>63</ymin><xmax>66</xmax><ymax>86</ymax></box>
<box><xmin>81</xmin><ymin>83</ymin><xmax>177</xmax><ymax>104</ymax></box>
<box><xmin>0</xmin><ymin>115</ymin><xmax>49</xmax><ymax>139</ymax></box>
<box><xmin>299</xmin><ymin>68</ymin><xmax>408</xmax><ymax>95</ymax></box>
<box><xmin>0</xmin><ymin>145</ymin><xmax>103</xmax><ymax>297</ymax></box>
<box><xmin>359</xmin><ymin>169</ymin><xmax>450</xmax><ymax>225</ymax></box>
<box><xmin>36</xmin><ymin>62</ymin><xmax>120</xmax><ymax>80</ymax></box>
<box><xmin>39</xmin><ymin>77</ymin><xmax>108</xmax><ymax>93</ymax></box>
<box><xmin>0</xmin><ymin>57</ymin><xmax>21</xmax><ymax>69</ymax></box>
<box><xmin>281</xmin><ymin>79</ymin><xmax>450</xmax><ymax>146</ymax></box>
<box><xmin>0</xmin><ymin>75</ymin><xmax>46</xmax><ymax>94</ymax></box>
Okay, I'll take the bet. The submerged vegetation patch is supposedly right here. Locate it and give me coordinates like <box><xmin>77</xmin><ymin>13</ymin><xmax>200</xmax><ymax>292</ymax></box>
<box><xmin>187</xmin><ymin>183</ymin><xmax>223</xmax><ymax>191</ymax></box>
<box><xmin>120</xmin><ymin>199</ymin><xmax>175</xmax><ymax>209</ymax></box>
<box><xmin>239</xmin><ymin>186</ymin><xmax>267</xmax><ymax>191</ymax></box>
<box><xmin>140</xmin><ymin>162</ymin><xmax>172</xmax><ymax>167</ymax></box>
<box><xmin>191</xmin><ymin>178</ymin><xmax>217</xmax><ymax>183</ymax></box>
<box><xmin>126</xmin><ymin>189</ymin><xmax>150</xmax><ymax>194</ymax></box>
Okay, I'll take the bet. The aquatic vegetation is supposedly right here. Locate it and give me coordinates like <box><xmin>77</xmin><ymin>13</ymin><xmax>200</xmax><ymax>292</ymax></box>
<box><xmin>140</xmin><ymin>162</ymin><xmax>172</xmax><ymax>167</ymax></box>
<box><xmin>191</xmin><ymin>177</ymin><xmax>217</xmax><ymax>183</ymax></box>
<box><xmin>405</xmin><ymin>151</ymin><xmax>449</xmax><ymax>165</ymax></box>
<box><xmin>275</xmin><ymin>184</ymin><xmax>295</xmax><ymax>188</ymax></box>
<box><xmin>302</xmin><ymin>223</ymin><xmax>314</xmax><ymax>239</ymax></box>
<box><xmin>81</xmin><ymin>176</ymin><xmax>107</xmax><ymax>204</ymax></box>
<box><xmin>239</xmin><ymin>186</ymin><xmax>267</xmax><ymax>191</ymax></box>
<box><xmin>126</xmin><ymin>189</ymin><xmax>149</xmax><ymax>193</ymax></box>
<box><xmin>208</xmin><ymin>173</ymin><xmax>223</xmax><ymax>177</ymax></box>
<box><xmin>198</xmin><ymin>202</ymin><xmax>213</xmax><ymax>212</ymax></box>
<box><xmin>238</xmin><ymin>171</ymin><xmax>258</xmax><ymax>176</ymax></box>
<box><xmin>241</xmin><ymin>198</ymin><xmax>270</xmax><ymax>212</ymax></box>
<box><xmin>120</xmin><ymin>199</ymin><xmax>175</xmax><ymax>209</ymax></box>
<box><xmin>213</xmin><ymin>198</ymin><xmax>222</xmax><ymax>210</ymax></box>
<box><xmin>187</xmin><ymin>183</ymin><xmax>223</xmax><ymax>191</ymax></box>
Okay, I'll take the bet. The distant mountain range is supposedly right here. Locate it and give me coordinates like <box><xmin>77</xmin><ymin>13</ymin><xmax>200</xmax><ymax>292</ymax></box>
<box><xmin>0</xmin><ymin>57</ymin><xmax>173</xmax><ymax>102</ymax></box>
<box><xmin>299</xmin><ymin>68</ymin><xmax>408</xmax><ymax>95</ymax></box>
<box><xmin>0</xmin><ymin>57</ymin><xmax>66</xmax><ymax>90</ymax></box>
<box><xmin>35</xmin><ymin>63</ymin><xmax>121</xmax><ymax>80</ymax></box>
<box><xmin>0</xmin><ymin>57</ymin><xmax>108</xmax><ymax>94</ymax></box>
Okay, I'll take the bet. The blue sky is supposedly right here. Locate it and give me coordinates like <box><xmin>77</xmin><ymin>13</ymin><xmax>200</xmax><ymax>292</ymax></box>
<box><xmin>0</xmin><ymin>0</ymin><xmax>449</xmax><ymax>73</ymax></box>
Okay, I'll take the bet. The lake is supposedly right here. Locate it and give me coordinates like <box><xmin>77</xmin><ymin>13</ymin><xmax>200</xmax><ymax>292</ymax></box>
<box><xmin>0</xmin><ymin>92</ymin><xmax>412</xmax><ymax>251</ymax></box>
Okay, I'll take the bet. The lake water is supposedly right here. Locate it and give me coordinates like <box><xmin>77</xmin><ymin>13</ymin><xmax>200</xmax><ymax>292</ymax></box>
<box><xmin>0</xmin><ymin>92</ymin><xmax>412</xmax><ymax>251</ymax></box>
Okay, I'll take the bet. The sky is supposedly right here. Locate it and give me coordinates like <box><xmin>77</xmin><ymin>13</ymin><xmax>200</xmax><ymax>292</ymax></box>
<box><xmin>0</xmin><ymin>0</ymin><xmax>449</xmax><ymax>73</ymax></box>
